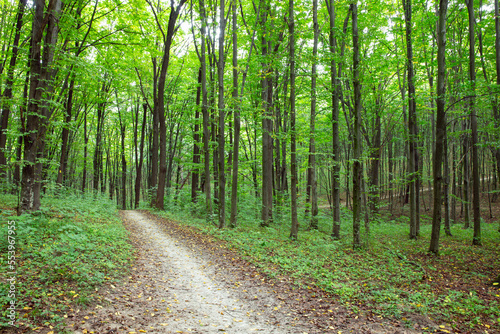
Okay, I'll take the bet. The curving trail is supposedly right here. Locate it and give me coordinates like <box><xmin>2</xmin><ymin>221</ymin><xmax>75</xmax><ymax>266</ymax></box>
<box><xmin>120</xmin><ymin>210</ymin><xmax>287</xmax><ymax>333</ymax></box>
<box><xmin>66</xmin><ymin>210</ymin><xmax>422</xmax><ymax>334</ymax></box>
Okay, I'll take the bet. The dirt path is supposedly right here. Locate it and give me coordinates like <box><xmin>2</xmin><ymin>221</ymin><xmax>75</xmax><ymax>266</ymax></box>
<box><xmin>65</xmin><ymin>210</ymin><xmax>421</xmax><ymax>334</ymax></box>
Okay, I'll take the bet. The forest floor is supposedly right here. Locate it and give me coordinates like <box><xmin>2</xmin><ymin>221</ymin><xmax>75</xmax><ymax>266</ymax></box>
<box><xmin>63</xmin><ymin>210</ymin><xmax>429</xmax><ymax>334</ymax></box>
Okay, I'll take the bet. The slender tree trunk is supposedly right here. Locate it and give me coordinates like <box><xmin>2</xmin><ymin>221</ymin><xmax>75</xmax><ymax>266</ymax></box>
<box><xmin>93</xmin><ymin>95</ymin><xmax>107</xmax><ymax>192</ymax></box>
<box><xmin>429</xmin><ymin>0</ymin><xmax>448</xmax><ymax>255</ymax></box>
<box><xmin>229</xmin><ymin>0</ymin><xmax>240</xmax><ymax>228</ymax></box>
<box><xmin>154</xmin><ymin>0</ymin><xmax>187</xmax><ymax>210</ymax></box>
<box><xmin>261</xmin><ymin>1</ymin><xmax>273</xmax><ymax>227</ymax></box>
<box><xmin>351</xmin><ymin>3</ymin><xmax>362</xmax><ymax>249</ymax></box>
<box><xmin>289</xmin><ymin>0</ymin><xmax>298</xmax><ymax>240</ymax></box>
<box><xmin>328</xmin><ymin>0</ymin><xmax>345</xmax><ymax>239</ymax></box>
<box><xmin>495</xmin><ymin>0</ymin><xmax>500</xmax><ymax>191</ymax></box>
<box><xmin>444</xmin><ymin>128</ymin><xmax>452</xmax><ymax>236</ymax></box>
<box><xmin>150</xmin><ymin>59</ymin><xmax>159</xmax><ymax>205</ymax></box>
<box><xmin>403</xmin><ymin>0</ymin><xmax>418</xmax><ymax>240</ymax></box>
<box><xmin>21</xmin><ymin>0</ymin><xmax>62</xmax><ymax>213</ymax></box>
<box><xmin>135</xmin><ymin>103</ymin><xmax>147</xmax><ymax>208</ymax></box>
<box><xmin>307</xmin><ymin>0</ymin><xmax>319</xmax><ymax>229</ymax></box>
<box><xmin>466</xmin><ymin>0</ymin><xmax>481</xmax><ymax>245</ymax></box>
<box><xmin>217</xmin><ymin>0</ymin><xmax>226</xmax><ymax>228</ymax></box>
<box><xmin>192</xmin><ymin>68</ymin><xmax>202</xmax><ymax>202</ymax></box>
<box><xmin>369</xmin><ymin>90</ymin><xmax>382</xmax><ymax>219</ymax></box>
<box><xmin>199</xmin><ymin>0</ymin><xmax>212</xmax><ymax>219</ymax></box>
<box><xmin>0</xmin><ymin>0</ymin><xmax>26</xmax><ymax>177</ymax></box>
<box><xmin>388</xmin><ymin>133</ymin><xmax>394</xmax><ymax>213</ymax></box>
<box><xmin>56</xmin><ymin>78</ymin><xmax>75</xmax><ymax>186</ymax></box>
<box><xmin>120</xmin><ymin>122</ymin><xmax>127</xmax><ymax>210</ymax></box>
<box><xmin>82</xmin><ymin>107</ymin><xmax>88</xmax><ymax>193</ymax></box>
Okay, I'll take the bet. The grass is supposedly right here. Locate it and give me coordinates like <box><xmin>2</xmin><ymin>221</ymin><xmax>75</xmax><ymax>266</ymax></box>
<box><xmin>0</xmin><ymin>190</ymin><xmax>132</xmax><ymax>332</ymax></box>
<box><xmin>150</xmin><ymin>186</ymin><xmax>500</xmax><ymax>332</ymax></box>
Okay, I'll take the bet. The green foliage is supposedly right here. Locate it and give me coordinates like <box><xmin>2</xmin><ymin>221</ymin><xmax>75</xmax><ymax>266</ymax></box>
<box><xmin>0</xmin><ymin>191</ymin><xmax>132</xmax><ymax>330</ymax></box>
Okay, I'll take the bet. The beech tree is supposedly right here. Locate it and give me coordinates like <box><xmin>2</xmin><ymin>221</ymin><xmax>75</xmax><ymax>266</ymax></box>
<box><xmin>21</xmin><ymin>0</ymin><xmax>63</xmax><ymax>212</ymax></box>
<box><xmin>429</xmin><ymin>0</ymin><xmax>448</xmax><ymax>255</ymax></box>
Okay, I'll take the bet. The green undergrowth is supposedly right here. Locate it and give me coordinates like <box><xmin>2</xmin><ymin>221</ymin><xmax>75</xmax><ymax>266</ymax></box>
<box><xmin>151</xmin><ymin>191</ymin><xmax>500</xmax><ymax>332</ymax></box>
<box><xmin>0</xmin><ymin>190</ymin><xmax>132</xmax><ymax>332</ymax></box>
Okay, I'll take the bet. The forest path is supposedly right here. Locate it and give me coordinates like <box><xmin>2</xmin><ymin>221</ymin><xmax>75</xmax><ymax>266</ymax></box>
<box><xmin>66</xmin><ymin>210</ymin><xmax>421</xmax><ymax>334</ymax></box>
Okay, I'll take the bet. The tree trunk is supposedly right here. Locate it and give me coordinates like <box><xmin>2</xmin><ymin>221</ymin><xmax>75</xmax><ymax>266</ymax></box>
<box><xmin>150</xmin><ymin>59</ymin><xmax>159</xmax><ymax>205</ymax></box>
<box><xmin>429</xmin><ymin>0</ymin><xmax>448</xmax><ymax>255</ymax></box>
<box><xmin>351</xmin><ymin>3</ymin><xmax>362</xmax><ymax>249</ymax></box>
<box><xmin>463</xmin><ymin>118</ymin><xmax>470</xmax><ymax>228</ymax></box>
<box><xmin>403</xmin><ymin>0</ymin><xmax>418</xmax><ymax>240</ymax></box>
<box><xmin>217</xmin><ymin>0</ymin><xmax>226</xmax><ymax>228</ymax></box>
<box><xmin>261</xmin><ymin>1</ymin><xmax>273</xmax><ymax>227</ymax></box>
<box><xmin>444</xmin><ymin>128</ymin><xmax>452</xmax><ymax>236</ymax></box>
<box><xmin>154</xmin><ymin>0</ymin><xmax>187</xmax><ymax>210</ymax></box>
<box><xmin>56</xmin><ymin>78</ymin><xmax>75</xmax><ymax>186</ymax></box>
<box><xmin>199</xmin><ymin>0</ymin><xmax>212</xmax><ymax>219</ymax></box>
<box><xmin>21</xmin><ymin>0</ymin><xmax>62</xmax><ymax>213</ymax></box>
<box><xmin>307</xmin><ymin>0</ymin><xmax>319</xmax><ymax>229</ymax></box>
<box><xmin>289</xmin><ymin>0</ymin><xmax>298</xmax><ymax>240</ymax></box>
<box><xmin>495</xmin><ymin>0</ymin><xmax>500</xmax><ymax>191</ymax></box>
<box><xmin>82</xmin><ymin>107</ymin><xmax>88</xmax><ymax>192</ymax></box>
<box><xmin>135</xmin><ymin>103</ymin><xmax>147</xmax><ymax>208</ymax></box>
<box><xmin>229</xmin><ymin>0</ymin><xmax>240</xmax><ymax>228</ymax></box>
<box><xmin>0</xmin><ymin>0</ymin><xmax>26</xmax><ymax>178</ymax></box>
<box><xmin>466</xmin><ymin>0</ymin><xmax>481</xmax><ymax>246</ymax></box>
<box><xmin>192</xmin><ymin>68</ymin><xmax>202</xmax><ymax>202</ymax></box>
<box><xmin>120</xmin><ymin>121</ymin><xmax>127</xmax><ymax>210</ymax></box>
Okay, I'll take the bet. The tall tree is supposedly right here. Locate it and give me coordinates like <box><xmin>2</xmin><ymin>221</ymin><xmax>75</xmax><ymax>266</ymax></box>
<box><xmin>351</xmin><ymin>2</ymin><xmax>362</xmax><ymax>248</ymax></box>
<box><xmin>466</xmin><ymin>0</ymin><xmax>481</xmax><ymax>245</ymax></box>
<box><xmin>260</xmin><ymin>0</ymin><xmax>273</xmax><ymax>227</ymax></box>
<box><xmin>199</xmin><ymin>0</ymin><xmax>212</xmax><ymax>219</ymax></box>
<box><xmin>429</xmin><ymin>0</ymin><xmax>448</xmax><ymax>255</ymax></box>
<box><xmin>0</xmin><ymin>0</ymin><xmax>26</xmax><ymax>178</ymax></box>
<box><xmin>403</xmin><ymin>0</ymin><xmax>418</xmax><ymax>239</ymax></box>
<box><xmin>21</xmin><ymin>0</ymin><xmax>62</xmax><ymax>212</ymax></box>
<box><xmin>229</xmin><ymin>0</ymin><xmax>240</xmax><ymax>228</ymax></box>
<box><xmin>289</xmin><ymin>0</ymin><xmax>298</xmax><ymax>240</ymax></box>
<box><xmin>150</xmin><ymin>0</ymin><xmax>188</xmax><ymax>210</ymax></box>
<box><xmin>217</xmin><ymin>0</ymin><xmax>227</xmax><ymax>228</ymax></box>
<box><xmin>306</xmin><ymin>0</ymin><xmax>319</xmax><ymax>229</ymax></box>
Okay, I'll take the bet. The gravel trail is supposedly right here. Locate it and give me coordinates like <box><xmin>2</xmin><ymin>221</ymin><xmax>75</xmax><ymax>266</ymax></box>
<box><xmin>65</xmin><ymin>210</ymin><xmax>425</xmax><ymax>334</ymax></box>
<box><xmin>67</xmin><ymin>211</ymin><xmax>307</xmax><ymax>334</ymax></box>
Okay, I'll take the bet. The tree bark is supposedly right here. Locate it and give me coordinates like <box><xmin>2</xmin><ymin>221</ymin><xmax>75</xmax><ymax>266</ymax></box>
<box><xmin>154</xmin><ymin>0</ymin><xmax>187</xmax><ymax>210</ymax></box>
<box><xmin>217</xmin><ymin>0</ymin><xmax>226</xmax><ymax>228</ymax></box>
<box><xmin>21</xmin><ymin>0</ymin><xmax>62</xmax><ymax>213</ymax></box>
<box><xmin>199</xmin><ymin>0</ymin><xmax>212</xmax><ymax>219</ymax></box>
<box><xmin>56</xmin><ymin>78</ymin><xmax>75</xmax><ymax>186</ymax></box>
<box><xmin>306</xmin><ymin>0</ymin><xmax>319</xmax><ymax>229</ymax></box>
<box><xmin>289</xmin><ymin>0</ymin><xmax>298</xmax><ymax>240</ymax></box>
<box><xmin>495</xmin><ymin>0</ymin><xmax>500</xmax><ymax>190</ymax></box>
<box><xmin>261</xmin><ymin>0</ymin><xmax>273</xmax><ymax>227</ymax></box>
<box><xmin>191</xmin><ymin>68</ymin><xmax>202</xmax><ymax>202</ymax></box>
<box><xmin>229</xmin><ymin>0</ymin><xmax>240</xmax><ymax>228</ymax></box>
<box><xmin>465</xmin><ymin>0</ymin><xmax>481</xmax><ymax>245</ymax></box>
<box><xmin>351</xmin><ymin>3</ymin><xmax>362</xmax><ymax>249</ymax></box>
<box><xmin>150</xmin><ymin>58</ymin><xmax>159</xmax><ymax>205</ymax></box>
<box><xmin>135</xmin><ymin>103</ymin><xmax>147</xmax><ymax>208</ymax></box>
<box><xmin>0</xmin><ymin>0</ymin><xmax>26</xmax><ymax>178</ymax></box>
<box><xmin>429</xmin><ymin>0</ymin><xmax>448</xmax><ymax>255</ymax></box>
<box><xmin>403</xmin><ymin>0</ymin><xmax>418</xmax><ymax>240</ymax></box>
